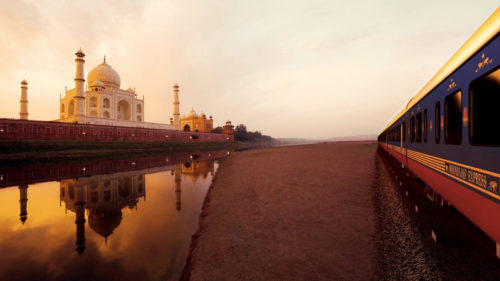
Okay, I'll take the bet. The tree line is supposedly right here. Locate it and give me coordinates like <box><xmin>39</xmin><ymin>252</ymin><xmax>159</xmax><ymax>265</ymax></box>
<box><xmin>211</xmin><ymin>124</ymin><xmax>273</xmax><ymax>143</ymax></box>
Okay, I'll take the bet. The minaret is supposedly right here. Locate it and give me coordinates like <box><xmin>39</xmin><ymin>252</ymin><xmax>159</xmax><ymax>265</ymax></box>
<box><xmin>19</xmin><ymin>185</ymin><xmax>28</xmax><ymax>224</ymax></box>
<box><xmin>74</xmin><ymin>49</ymin><xmax>86</xmax><ymax>122</ymax></box>
<box><xmin>174</xmin><ymin>166</ymin><xmax>182</xmax><ymax>211</ymax></box>
<box><xmin>173</xmin><ymin>83</ymin><xmax>180</xmax><ymax>129</ymax></box>
<box><xmin>19</xmin><ymin>80</ymin><xmax>28</xmax><ymax>120</ymax></box>
<box><xmin>74</xmin><ymin>183</ymin><xmax>86</xmax><ymax>254</ymax></box>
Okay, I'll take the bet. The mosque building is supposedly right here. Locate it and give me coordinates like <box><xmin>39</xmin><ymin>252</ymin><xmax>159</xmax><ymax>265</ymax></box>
<box><xmin>169</xmin><ymin>83</ymin><xmax>214</xmax><ymax>133</ymax></box>
<box><xmin>178</xmin><ymin>109</ymin><xmax>213</xmax><ymax>132</ymax></box>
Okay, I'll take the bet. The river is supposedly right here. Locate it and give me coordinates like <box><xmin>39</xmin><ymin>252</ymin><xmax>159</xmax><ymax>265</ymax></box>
<box><xmin>0</xmin><ymin>150</ymin><xmax>229</xmax><ymax>281</ymax></box>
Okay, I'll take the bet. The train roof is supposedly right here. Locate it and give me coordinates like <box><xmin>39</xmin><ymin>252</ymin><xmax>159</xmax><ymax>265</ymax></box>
<box><xmin>381</xmin><ymin>7</ymin><xmax>500</xmax><ymax>134</ymax></box>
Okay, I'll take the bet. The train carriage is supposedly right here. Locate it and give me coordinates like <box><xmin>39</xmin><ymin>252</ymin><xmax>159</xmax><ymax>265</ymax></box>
<box><xmin>378</xmin><ymin>8</ymin><xmax>500</xmax><ymax>245</ymax></box>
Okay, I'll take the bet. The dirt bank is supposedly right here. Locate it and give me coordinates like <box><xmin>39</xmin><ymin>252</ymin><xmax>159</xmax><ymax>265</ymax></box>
<box><xmin>183</xmin><ymin>142</ymin><xmax>378</xmax><ymax>280</ymax></box>
<box><xmin>0</xmin><ymin>140</ymin><xmax>236</xmax><ymax>161</ymax></box>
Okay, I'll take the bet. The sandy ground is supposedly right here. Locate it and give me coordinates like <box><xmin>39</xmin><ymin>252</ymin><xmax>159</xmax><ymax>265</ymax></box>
<box><xmin>185</xmin><ymin>142</ymin><xmax>378</xmax><ymax>281</ymax></box>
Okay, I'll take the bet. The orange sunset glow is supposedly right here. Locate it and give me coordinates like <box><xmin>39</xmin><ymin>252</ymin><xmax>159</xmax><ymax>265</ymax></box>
<box><xmin>0</xmin><ymin>1</ymin><xmax>498</xmax><ymax>138</ymax></box>
<box><xmin>1</xmin><ymin>2</ymin><xmax>500</xmax><ymax>281</ymax></box>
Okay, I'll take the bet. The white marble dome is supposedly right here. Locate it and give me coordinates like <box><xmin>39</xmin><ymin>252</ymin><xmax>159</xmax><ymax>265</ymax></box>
<box><xmin>87</xmin><ymin>59</ymin><xmax>121</xmax><ymax>88</ymax></box>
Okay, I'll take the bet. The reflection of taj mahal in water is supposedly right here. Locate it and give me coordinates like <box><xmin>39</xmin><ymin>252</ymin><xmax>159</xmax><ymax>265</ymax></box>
<box><xmin>59</xmin><ymin>172</ymin><xmax>146</xmax><ymax>254</ymax></box>
<box><xmin>14</xmin><ymin>159</ymin><xmax>217</xmax><ymax>255</ymax></box>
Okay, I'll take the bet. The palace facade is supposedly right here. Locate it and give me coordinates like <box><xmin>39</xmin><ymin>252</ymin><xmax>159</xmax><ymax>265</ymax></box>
<box><xmin>57</xmin><ymin>49</ymin><xmax>175</xmax><ymax>129</ymax></box>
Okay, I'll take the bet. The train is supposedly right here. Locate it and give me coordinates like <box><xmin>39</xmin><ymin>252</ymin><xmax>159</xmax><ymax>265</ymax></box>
<box><xmin>378</xmin><ymin>8</ymin><xmax>500</xmax><ymax>246</ymax></box>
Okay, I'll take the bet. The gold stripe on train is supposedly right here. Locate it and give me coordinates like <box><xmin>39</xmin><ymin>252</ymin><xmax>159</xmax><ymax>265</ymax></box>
<box><xmin>441</xmin><ymin>169</ymin><xmax>500</xmax><ymax>201</ymax></box>
<box><xmin>407</xmin><ymin>154</ymin><xmax>445</xmax><ymax>172</ymax></box>
<box><xmin>407</xmin><ymin>149</ymin><xmax>500</xmax><ymax>178</ymax></box>
<box><xmin>406</xmin><ymin>148</ymin><xmax>500</xmax><ymax>200</ymax></box>
<box><xmin>386</xmin><ymin>145</ymin><xmax>500</xmax><ymax>198</ymax></box>
<box><xmin>387</xmin><ymin>145</ymin><xmax>445</xmax><ymax>172</ymax></box>
<box><xmin>407</xmin><ymin>151</ymin><xmax>445</xmax><ymax>167</ymax></box>
<box><xmin>408</xmin><ymin>152</ymin><xmax>445</xmax><ymax>168</ymax></box>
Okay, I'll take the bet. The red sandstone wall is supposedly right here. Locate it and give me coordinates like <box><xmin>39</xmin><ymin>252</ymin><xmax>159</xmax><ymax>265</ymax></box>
<box><xmin>0</xmin><ymin>118</ymin><xmax>234</xmax><ymax>142</ymax></box>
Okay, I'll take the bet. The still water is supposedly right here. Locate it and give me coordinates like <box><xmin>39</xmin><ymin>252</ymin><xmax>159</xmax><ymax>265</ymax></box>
<box><xmin>0</xmin><ymin>151</ymin><xmax>228</xmax><ymax>281</ymax></box>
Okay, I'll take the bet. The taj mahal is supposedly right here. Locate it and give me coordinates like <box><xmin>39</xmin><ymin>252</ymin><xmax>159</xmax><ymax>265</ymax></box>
<box><xmin>40</xmin><ymin>48</ymin><xmax>232</xmax><ymax>133</ymax></box>
<box><xmin>58</xmin><ymin>49</ymin><xmax>148</xmax><ymax>126</ymax></box>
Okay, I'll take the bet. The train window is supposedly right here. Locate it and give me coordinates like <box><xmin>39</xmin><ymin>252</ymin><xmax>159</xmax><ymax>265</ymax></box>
<box><xmin>423</xmin><ymin>110</ymin><xmax>428</xmax><ymax>143</ymax></box>
<box><xmin>469</xmin><ymin>67</ymin><xmax>500</xmax><ymax>146</ymax></box>
<box><xmin>435</xmin><ymin>102</ymin><xmax>440</xmax><ymax>143</ymax></box>
<box><xmin>445</xmin><ymin>90</ymin><xmax>462</xmax><ymax>145</ymax></box>
<box><xmin>416</xmin><ymin>112</ymin><xmax>422</xmax><ymax>143</ymax></box>
<box><xmin>410</xmin><ymin>117</ymin><xmax>415</xmax><ymax>142</ymax></box>
<box><xmin>402</xmin><ymin>122</ymin><xmax>406</xmax><ymax>142</ymax></box>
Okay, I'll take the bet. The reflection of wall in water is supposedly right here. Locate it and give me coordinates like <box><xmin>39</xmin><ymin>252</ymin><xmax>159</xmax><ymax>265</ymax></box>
<box><xmin>59</xmin><ymin>173</ymin><xmax>145</xmax><ymax>253</ymax></box>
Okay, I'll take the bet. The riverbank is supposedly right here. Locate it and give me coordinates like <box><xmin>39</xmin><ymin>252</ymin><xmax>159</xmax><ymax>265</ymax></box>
<box><xmin>183</xmin><ymin>142</ymin><xmax>378</xmax><ymax>280</ymax></box>
<box><xmin>0</xmin><ymin>140</ymin><xmax>238</xmax><ymax>161</ymax></box>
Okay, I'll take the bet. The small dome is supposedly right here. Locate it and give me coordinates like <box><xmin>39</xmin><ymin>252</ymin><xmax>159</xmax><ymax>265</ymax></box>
<box><xmin>226</xmin><ymin>120</ymin><xmax>232</xmax><ymax>124</ymax></box>
<box><xmin>21</xmin><ymin>80</ymin><xmax>28</xmax><ymax>85</ymax></box>
<box><xmin>188</xmin><ymin>109</ymin><xmax>198</xmax><ymax>118</ymax></box>
<box><xmin>200</xmin><ymin>113</ymin><xmax>207</xmax><ymax>119</ymax></box>
<box><xmin>87</xmin><ymin>59</ymin><xmax>121</xmax><ymax>88</ymax></box>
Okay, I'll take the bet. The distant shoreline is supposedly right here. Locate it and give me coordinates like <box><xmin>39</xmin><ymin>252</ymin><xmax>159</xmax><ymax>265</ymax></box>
<box><xmin>276</xmin><ymin>140</ymin><xmax>376</xmax><ymax>147</ymax></box>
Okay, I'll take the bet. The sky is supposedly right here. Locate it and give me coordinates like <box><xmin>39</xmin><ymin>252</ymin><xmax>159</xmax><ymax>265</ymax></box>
<box><xmin>0</xmin><ymin>0</ymin><xmax>498</xmax><ymax>139</ymax></box>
